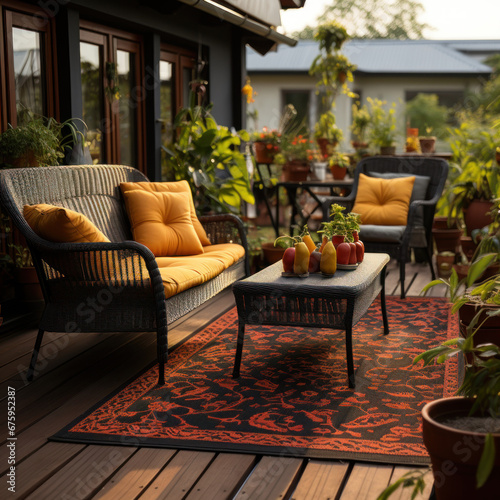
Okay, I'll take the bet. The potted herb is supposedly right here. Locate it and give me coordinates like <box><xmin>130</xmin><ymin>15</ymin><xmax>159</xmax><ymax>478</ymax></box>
<box><xmin>366</xmin><ymin>97</ymin><xmax>398</xmax><ymax>155</ymax></box>
<box><xmin>350</xmin><ymin>103</ymin><xmax>370</xmax><ymax>150</ymax></box>
<box><xmin>314</xmin><ymin>110</ymin><xmax>343</xmax><ymax>157</ymax></box>
<box><xmin>328</xmin><ymin>152</ymin><xmax>350</xmax><ymax>180</ymax></box>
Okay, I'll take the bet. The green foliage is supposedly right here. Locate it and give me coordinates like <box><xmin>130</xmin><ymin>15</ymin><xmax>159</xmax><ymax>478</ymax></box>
<box><xmin>405</xmin><ymin>93</ymin><xmax>450</xmax><ymax>138</ymax></box>
<box><xmin>162</xmin><ymin>102</ymin><xmax>254</xmax><ymax>215</ymax></box>
<box><xmin>351</xmin><ymin>103</ymin><xmax>371</xmax><ymax>142</ymax></box>
<box><xmin>377</xmin><ymin>469</ymin><xmax>429</xmax><ymax>500</ymax></box>
<box><xmin>314</xmin><ymin>111</ymin><xmax>343</xmax><ymax>141</ymax></box>
<box><xmin>0</xmin><ymin>111</ymin><xmax>86</xmax><ymax>168</ymax></box>
<box><xmin>367</xmin><ymin>98</ymin><xmax>398</xmax><ymax>147</ymax></box>
<box><xmin>296</xmin><ymin>0</ymin><xmax>430</xmax><ymax>40</ymax></box>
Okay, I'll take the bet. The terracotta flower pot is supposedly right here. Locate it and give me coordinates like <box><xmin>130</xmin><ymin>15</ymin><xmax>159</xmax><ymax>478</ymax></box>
<box><xmin>261</xmin><ymin>242</ymin><xmax>285</xmax><ymax>265</ymax></box>
<box><xmin>436</xmin><ymin>252</ymin><xmax>456</xmax><ymax>278</ymax></box>
<box><xmin>422</xmin><ymin>397</ymin><xmax>500</xmax><ymax>500</ymax></box>
<box><xmin>419</xmin><ymin>137</ymin><xmax>436</xmax><ymax>153</ymax></box>
<box><xmin>316</xmin><ymin>138</ymin><xmax>337</xmax><ymax>157</ymax></box>
<box><xmin>459</xmin><ymin>236</ymin><xmax>477</xmax><ymax>262</ymax></box>
<box><xmin>379</xmin><ymin>146</ymin><xmax>396</xmax><ymax>155</ymax></box>
<box><xmin>253</xmin><ymin>141</ymin><xmax>277</xmax><ymax>164</ymax></box>
<box><xmin>432</xmin><ymin>227</ymin><xmax>462</xmax><ymax>254</ymax></box>
<box><xmin>330</xmin><ymin>163</ymin><xmax>347</xmax><ymax>180</ymax></box>
<box><xmin>463</xmin><ymin>199</ymin><xmax>494</xmax><ymax>236</ymax></box>
<box><xmin>284</xmin><ymin>160</ymin><xmax>310</xmax><ymax>182</ymax></box>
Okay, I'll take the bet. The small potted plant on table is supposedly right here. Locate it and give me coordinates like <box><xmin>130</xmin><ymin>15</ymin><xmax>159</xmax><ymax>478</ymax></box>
<box><xmin>366</xmin><ymin>97</ymin><xmax>398</xmax><ymax>155</ymax></box>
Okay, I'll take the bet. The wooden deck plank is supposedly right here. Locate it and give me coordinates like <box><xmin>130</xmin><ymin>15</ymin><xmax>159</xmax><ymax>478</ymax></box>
<box><xmin>0</xmin><ymin>442</ymin><xmax>85</xmax><ymax>498</ymax></box>
<box><xmin>340</xmin><ymin>463</ymin><xmax>393</xmax><ymax>500</ymax></box>
<box><xmin>93</xmin><ymin>447</ymin><xmax>176</xmax><ymax>500</ymax></box>
<box><xmin>24</xmin><ymin>445</ymin><xmax>135</xmax><ymax>500</ymax></box>
<box><xmin>186</xmin><ymin>453</ymin><xmax>257</xmax><ymax>500</ymax></box>
<box><xmin>140</xmin><ymin>450</ymin><xmax>215</xmax><ymax>500</ymax></box>
<box><xmin>388</xmin><ymin>466</ymin><xmax>434</xmax><ymax>500</ymax></box>
<box><xmin>291</xmin><ymin>460</ymin><xmax>350</xmax><ymax>500</ymax></box>
<box><xmin>233</xmin><ymin>456</ymin><xmax>303</xmax><ymax>500</ymax></box>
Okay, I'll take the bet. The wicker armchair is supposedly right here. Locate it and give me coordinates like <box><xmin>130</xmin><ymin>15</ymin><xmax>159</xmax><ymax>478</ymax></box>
<box><xmin>321</xmin><ymin>156</ymin><xmax>448</xmax><ymax>298</ymax></box>
<box><xmin>0</xmin><ymin>165</ymin><xmax>249</xmax><ymax>384</ymax></box>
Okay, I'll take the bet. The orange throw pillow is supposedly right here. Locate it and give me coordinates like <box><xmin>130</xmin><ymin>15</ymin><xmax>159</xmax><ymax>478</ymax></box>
<box><xmin>120</xmin><ymin>181</ymin><xmax>211</xmax><ymax>246</ymax></box>
<box><xmin>123</xmin><ymin>189</ymin><xmax>204</xmax><ymax>257</ymax></box>
<box><xmin>23</xmin><ymin>204</ymin><xmax>110</xmax><ymax>243</ymax></box>
<box><xmin>352</xmin><ymin>174</ymin><xmax>415</xmax><ymax>225</ymax></box>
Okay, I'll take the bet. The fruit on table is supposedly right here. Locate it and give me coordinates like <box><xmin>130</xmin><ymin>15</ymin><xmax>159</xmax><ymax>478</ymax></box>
<box><xmin>332</xmin><ymin>235</ymin><xmax>345</xmax><ymax>248</ymax></box>
<box><xmin>308</xmin><ymin>250</ymin><xmax>322</xmax><ymax>273</ymax></box>
<box><xmin>320</xmin><ymin>241</ymin><xmax>337</xmax><ymax>275</ymax></box>
<box><xmin>355</xmin><ymin>240</ymin><xmax>364</xmax><ymax>263</ymax></box>
<box><xmin>348</xmin><ymin>242</ymin><xmax>357</xmax><ymax>264</ymax></box>
<box><xmin>303</xmin><ymin>233</ymin><xmax>317</xmax><ymax>254</ymax></box>
<box><xmin>294</xmin><ymin>242</ymin><xmax>310</xmax><ymax>275</ymax></box>
<box><xmin>336</xmin><ymin>242</ymin><xmax>351</xmax><ymax>265</ymax></box>
<box><xmin>282</xmin><ymin>247</ymin><xmax>296</xmax><ymax>273</ymax></box>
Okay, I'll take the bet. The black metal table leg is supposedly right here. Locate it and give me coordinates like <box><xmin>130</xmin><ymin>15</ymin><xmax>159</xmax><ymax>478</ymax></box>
<box><xmin>345</xmin><ymin>298</ymin><xmax>356</xmax><ymax>388</ymax></box>
<box><xmin>380</xmin><ymin>265</ymin><xmax>389</xmax><ymax>335</ymax></box>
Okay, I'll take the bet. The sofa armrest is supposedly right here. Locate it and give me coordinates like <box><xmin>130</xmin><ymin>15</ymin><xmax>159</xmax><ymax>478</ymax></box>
<box><xmin>198</xmin><ymin>214</ymin><xmax>249</xmax><ymax>276</ymax></box>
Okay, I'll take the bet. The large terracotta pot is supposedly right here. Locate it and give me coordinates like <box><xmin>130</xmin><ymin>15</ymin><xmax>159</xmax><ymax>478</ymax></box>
<box><xmin>463</xmin><ymin>199</ymin><xmax>494</xmax><ymax>236</ymax></box>
<box><xmin>432</xmin><ymin>227</ymin><xmax>462</xmax><ymax>253</ymax></box>
<box><xmin>253</xmin><ymin>141</ymin><xmax>277</xmax><ymax>164</ymax></box>
<box><xmin>422</xmin><ymin>397</ymin><xmax>500</xmax><ymax>500</ymax></box>
<box><xmin>283</xmin><ymin>160</ymin><xmax>310</xmax><ymax>182</ymax></box>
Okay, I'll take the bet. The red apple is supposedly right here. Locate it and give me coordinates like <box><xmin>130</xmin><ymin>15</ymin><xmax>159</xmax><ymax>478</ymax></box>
<box><xmin>348</xmin><ymin>242</ymin><xmax>357</xmax><ymax>264</ymax></box>
<box><xmin>308</xmin><ymin>250</ymin><xmax>322</xmax><ymax>273</ymax></box>
<box><xmin>355</xmin><ymin>240</ymin><xmax>364</xmax><ymax>263</ymax></box>
<box><xmin>336</xmin><ymin>242</ymin><xmax>351</xmax><ymax>265</ymax></box>
<box><xmin>282</xmin><ymin>247</ymin><xmax>296</xmax><ymax>273</ymax></box>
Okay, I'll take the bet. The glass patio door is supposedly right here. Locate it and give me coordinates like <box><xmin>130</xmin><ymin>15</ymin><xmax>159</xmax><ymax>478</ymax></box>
<box><xmin>80</xmin><ymin>23</ymin><xmax>145</xmax><ymax>172</ymax></box>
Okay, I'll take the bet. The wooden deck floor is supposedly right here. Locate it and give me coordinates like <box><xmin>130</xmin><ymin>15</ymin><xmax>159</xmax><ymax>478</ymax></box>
<box><xmin>0</xmin><ymin>259</ymin><xmax>447</xmax><ymax>499</ymax></box>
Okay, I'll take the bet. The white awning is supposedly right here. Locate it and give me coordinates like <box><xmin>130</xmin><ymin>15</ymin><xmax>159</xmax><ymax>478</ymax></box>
<box><xmin>224</xmin><ymin>0</ymin><xmax>282</xmax><ymax>27</ymax></box>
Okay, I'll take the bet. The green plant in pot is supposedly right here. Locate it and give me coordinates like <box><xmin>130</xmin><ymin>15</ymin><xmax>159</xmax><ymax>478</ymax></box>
<box><xmin>350</xmin><ymin>103</ymin><xmax>370</xmax><ymax>150</ymax></box>
<box><xmin>162</xmin><ymin>100</ymin><xmax>254</xmax><ymax>215</ymax></box>
<box><xmin>314</xmin><ymin>110</ymin><xmax>343</xmax><ymax>157</ymax></box>
<box><xmin>366</xmin><ymin>97</ymin><xmax>397</xmax><ymax>155</ymax></box>
<box><xmin>0</xmin><ymin>111</ymin><xmax>86</xmax><ymax>168</ymax></box>
<box><xmin>328</xmin><ymin>152</ymin><xmax>350</xmax><ymax>180</ymax></box>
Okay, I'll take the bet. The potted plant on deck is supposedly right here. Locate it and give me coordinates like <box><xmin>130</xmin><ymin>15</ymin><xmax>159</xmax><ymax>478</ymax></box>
<box><xmin>366</xmin><ymin>97</ymin><xmax>398</xmax><ymax>155</ymax></box>
<box><xmin>329</xmin><ymin>152</ymin><xmax>350</xmax><ymax>180</ymax></box>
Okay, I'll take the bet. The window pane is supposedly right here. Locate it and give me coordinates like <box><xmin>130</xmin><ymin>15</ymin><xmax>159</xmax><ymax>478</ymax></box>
<box><xmin>117</xmin><ymin>49</ymin><xmax>137</xmax><ymax>167</ymax></box>
<box><xmin>80</xmin><ymin>42</ymin><xmax>104</xmax><ymax>164</ymax></box>
<box><xmin>12</xmin><ymin>27</ymin><xmax>44</xmax><ymax>120</ymax></box>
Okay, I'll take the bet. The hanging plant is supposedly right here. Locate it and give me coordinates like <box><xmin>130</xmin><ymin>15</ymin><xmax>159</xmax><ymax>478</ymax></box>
<box><xmin>105</xmin><ymin>62</ymin><xmax>120</xmax><ymax>101</ymax></box>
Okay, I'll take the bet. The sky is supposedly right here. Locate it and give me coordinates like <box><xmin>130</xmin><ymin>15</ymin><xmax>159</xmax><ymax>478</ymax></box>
<box><xmin>280</xmin><ymin>0</ymin><xmax>500</xmax><ymax>40</ymax></box>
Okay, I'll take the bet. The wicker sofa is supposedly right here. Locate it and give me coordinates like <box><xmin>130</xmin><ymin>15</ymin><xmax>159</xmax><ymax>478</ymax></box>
<box><xmin>0</xmin><ymin>165</ymin><xmax>249</xmax><ymax>384</ymax></box>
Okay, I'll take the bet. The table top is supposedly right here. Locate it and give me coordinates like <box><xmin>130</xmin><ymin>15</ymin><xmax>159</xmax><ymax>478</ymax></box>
<box><xmin>234</xmin><ymin>253</ymin><xmax>390</xmax><ymax>298</ymax></box>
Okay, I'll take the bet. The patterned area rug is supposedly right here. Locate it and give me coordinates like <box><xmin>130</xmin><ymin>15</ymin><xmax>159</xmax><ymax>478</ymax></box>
<box><xmin>52</xmin><ymin>297</ymin><xmax>458</xmax><ymax>464</ymax></box>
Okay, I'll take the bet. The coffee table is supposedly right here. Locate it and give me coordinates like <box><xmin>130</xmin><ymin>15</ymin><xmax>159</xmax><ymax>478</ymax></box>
<box><xmin>232</xmin><ymin>253</ymin><xmax>390</xmax><ymax>388</ymax></box>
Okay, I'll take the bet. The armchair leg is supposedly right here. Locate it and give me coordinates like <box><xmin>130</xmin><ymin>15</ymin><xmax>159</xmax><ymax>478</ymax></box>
<box><xmin>27</xmin><ymin>329</ymin><xmax>45</xmax><ymax>382</ymax></box>
<box><xmin>157</xmin><ymin>362</ymin><xmax>165</xmax><ymax>385</ymax></box>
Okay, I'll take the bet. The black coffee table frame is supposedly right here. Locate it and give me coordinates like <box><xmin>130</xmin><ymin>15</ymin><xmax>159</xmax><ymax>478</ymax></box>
<box><xmin>232</xmin><ymin>253</ymin><xmax>390</xmax><ymax>388</ymax></box>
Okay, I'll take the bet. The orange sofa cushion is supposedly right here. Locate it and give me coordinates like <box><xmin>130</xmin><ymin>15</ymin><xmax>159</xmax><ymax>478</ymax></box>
<box><xmin>123</xmin><ymin>189</ymin><xmax>204</xmax><ymax>257</ymax></box>
<box><xmin>155</xmin><ymin>243</ymin><xmax>245</xmax><ymax>298</ymax></box>
<box><xmin>120</xmin><ymin>180</ymin><xmax>211</xmax><ymax>246</ymax></box>
<box><xmin>23</xmin><ymin>204</ymin><xmax>110</xmax><ymax>243</ymax></box>
<box><xmin>352</xmin><ymin>174</ymin><xmax>415</xmax><ymax>225</ymax></box>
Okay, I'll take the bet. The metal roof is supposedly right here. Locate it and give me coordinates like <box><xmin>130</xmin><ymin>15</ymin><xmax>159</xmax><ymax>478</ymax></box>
<box><xmin>247</xmin><ymin>39</ymin><xmax>495</xmax><ymax>75</ymax></box>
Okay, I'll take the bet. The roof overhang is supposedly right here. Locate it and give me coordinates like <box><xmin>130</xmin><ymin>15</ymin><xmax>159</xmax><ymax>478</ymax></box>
<box><xmin>176</xmin><ymin>0</ymin><xmax>298</xmax><ymax>54</ymax></box>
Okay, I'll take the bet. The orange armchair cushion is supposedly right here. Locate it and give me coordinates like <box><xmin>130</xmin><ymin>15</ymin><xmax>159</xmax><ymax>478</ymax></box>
<box><xmin>352</xmin><ymin>173</ymin><xmax>415</xmax><ymax>225</ymax></box>
<box><xmin>23</xmin><ymin>204</ymin><xmax>110</xmax><ymax>243</ymax></box>
<box><xmin>123</xmin><ymin>189</ymin><xmax>204</xmax><ymax>257</ymax></box>
<box><xmin>120</xmin><ymin>181</ymin><xmax>211</xmax><ymax>246</ymax></box>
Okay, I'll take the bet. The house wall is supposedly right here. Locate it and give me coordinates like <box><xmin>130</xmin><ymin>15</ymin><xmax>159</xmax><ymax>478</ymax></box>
<box><xmin>248</xmin><ymin>72</ymin><xmax>484</xmax><ymax>151</ymax></box>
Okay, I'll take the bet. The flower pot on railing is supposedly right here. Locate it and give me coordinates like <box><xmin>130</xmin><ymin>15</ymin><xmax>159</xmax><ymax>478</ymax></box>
<box><xmin>379</xmin><ymin>145</ymin><xmax>396</xmax><ymax>155</ymax></box>
<box><xmin>253</xmin><ymin>141</ymin><xmax>277</xmax><ymax>164</ymax></box>
<box><xmin>419</xmin><ymin>136</ymin><xmax>436</xmax><ymax>154</ymax></box>
<box><xmin>283</xmin><ymin>160</ymin><xmax>310</xmax><ymax>182</ymax></box>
